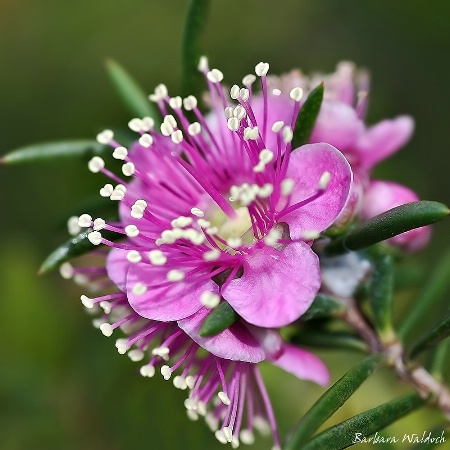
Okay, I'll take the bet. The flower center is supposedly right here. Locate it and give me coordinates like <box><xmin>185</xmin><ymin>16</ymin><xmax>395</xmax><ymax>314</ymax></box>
<box><xmin>207</xmin><ymin>205</ymin><xmax>253</xmax><ymax>245</ymax></box>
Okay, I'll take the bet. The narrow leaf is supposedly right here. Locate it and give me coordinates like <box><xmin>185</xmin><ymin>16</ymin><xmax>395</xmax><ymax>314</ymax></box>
<box><xmin>291</xmin><ymin>82</ymin><xmax>324</xmax><ymax>148</ymax></box>
<box><xmin>291</xmin><ymin>330</ymin><xmax>369</xmax><ymax>353</ymax></box>
<box><xmin>0</xmin><ymin>140</ymin><xmax>106</xmax><ymax>165</ymax></box>
<box><xmin>369</xmin><ymin>251</ymin><xmax>396</xmax><ymax>343</ymax></box>
<box><xmin>285</xmin><ymin>354</ymin><xmax>386</xmax><ymax>449</ymax></box>
<box><xmin>409</xmin><ymin>313</ymin><xmax>450</xmax><ymax>359</ymax></box>
<box><xmin>199</xmin><ymin>301</ymin><xmax>239</xmax><ymax>337</ymax></box>
<box><xmin>399</xmin><ymin>249</ymin><xmax>450</xmax><ymax>341</ymax></box>
<box><xmin>301</xmin><ymin>393</ymin><xmax>424</xmax><ymax>450</ymax></box>
<box><xmin>302</xmin><ymin>294</ymin><xmax>347</xmax><ymax>321</ymax></box>
<box><xmin>106</xmin><ymin>58</ymin><xmax>160</xmax><ymax>121</ymax></box>
<box><xmin>181</xmin><ymin>0</ymin><xmax>211</xmax><ymax>98</ymax></box>
<box><xmin>324</xmin><ymin>201</ymin><xmax>450</xmax><ymax>256</ymax></box>
<box><xmin>39</xmin><ymin>226</ymin><xmax>120</xmax><ymax>274</ymax></box>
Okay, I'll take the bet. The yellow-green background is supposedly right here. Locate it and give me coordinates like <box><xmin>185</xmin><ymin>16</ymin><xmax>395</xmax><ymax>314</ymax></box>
<box><xmin>0</xmin><ymin>1</ymin><xmax>449</xmax><ymax>449</ymax></box>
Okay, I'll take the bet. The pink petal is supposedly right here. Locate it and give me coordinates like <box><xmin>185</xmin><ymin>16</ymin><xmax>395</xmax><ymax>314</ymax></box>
<box><xmin>126</xmin><ymin>263</ymin><xmax>210</xmax><ymax>321</ymax></box>
<box><xmin>271</xmin><ymin>344</ymin><xmax>330</xmax><ymax>386</ymax></box>
<box><xmin>283</xmin><ymin>143</ymin><xmax>353</xmax><ymax>239</ymax></box>
<box><xmin>354</xmin><ymin>116</ymin><xmax>414</xmax><ymax>169</ymax></box>
<box><xmin>223</xmin><ymin>242</ymin><xmax>321</xmax><ymax>328</ymax></box>
<box><xmin>106</xmin><ymin>248</ymin><xmax>129</xmax><ymax>291</ymax></box>
<box><xmin>310</xmin><ymin>101</ymin><xmax>364</xmax><ymax>151</ymax></box>
<box><xmin>178</xmin><ymin>307</ymin><xmax>266</xmax><ymax>363</ymax></box>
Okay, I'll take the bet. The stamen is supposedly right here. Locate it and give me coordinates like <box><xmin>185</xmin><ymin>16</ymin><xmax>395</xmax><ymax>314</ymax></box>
<box><xmin>88</xmin><ymin>156</ymin><xmax>105</xmax><ymax>173</ymax></box>
<box><xmin>200</xmin><ymin>291</ymin><xmax>221</xmax><ymax>308</ymax></box>
<box><xmin>96</xmin><ymin>129</ymin><xmax>114</xmax><ymax>145</ymax></box>
<box><xmin>112</xmin><ymin>146</ymin><xmax>128</xmax><ymax>160</ymax></box>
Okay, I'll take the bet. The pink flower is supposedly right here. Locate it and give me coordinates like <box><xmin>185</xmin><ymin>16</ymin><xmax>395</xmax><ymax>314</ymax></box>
<box><xmin>362</xmin><ymin>181</ymin><xmax>431</xmax><ymax>251</ymax></box>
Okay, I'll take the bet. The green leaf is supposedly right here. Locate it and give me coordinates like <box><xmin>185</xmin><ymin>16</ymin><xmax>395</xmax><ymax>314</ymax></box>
<box><xmin>106</xmin><ymin>58</ymin><xmax>160</xmax><ymax>121</ymax></box>
<box><xmin>39</xmin><ymin>226</ymin><xmax>120</xmax><ymax>274</ymax></box>
<box><xmin>409</xmin><ymin>313</ymin><xmax>450</xmax><ymax>359</ymax></box>
<box><xmin>399</xmin><ymin>249</ymin><xmax>450</xmax><ymax>341</ymax></box>
<box><xmin>324</xmin><ymin>201</ymin><xmax>450</xmax><ymax>256</ymax></box>
<box><xmin>181</xmin><ymin>0</ymin><xmax>211</xmax><ymax>98</ymax></box>
<box><xmin>291</xmin><ymin>330</ymin><xmax>369</xmax><ymax>353</ymax></box>
<box><xmin>291</xmin><ymin>82</ymin><xmax>324</xmax><ymax>148</ymax></box>
<box><xmin>285</xmin><ymin>354</ymin><xmax>386</xmax><ymax>449</ymax></box>
<box><xmin>369</xmin><ymin>251</ymin><xmax>396</xmax><ymax>343</ymax></box>
<box><xmin>0</xmin><ymin>140</ymin><xmax>106</xmax><ymax>165</ymax></box>
<box><xmin>301</xmin><ymin>294</ymin><xmax>347</xmax><ymax>321</ymax></box>
<box><xmin>199</xmin><ymin>301</ymin><xmax>239</xmax><ymax>337</ymax></box>
<box><xmin>301</xmin><ymin>393</ymin><xmax>424</xmax><ymax>450</ymax></box>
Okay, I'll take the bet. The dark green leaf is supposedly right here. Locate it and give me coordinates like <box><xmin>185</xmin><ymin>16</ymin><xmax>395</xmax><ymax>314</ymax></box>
<box><xmin>369</xmin><ymin>251</ymin><xmax>396</xmax><ymax>343</ymax></box>
<box><xmin>324</xmin><ymin>201</ymin><xmax>450</xmax><ymax>256</ymax></box>
<box><xmin>285</xmin><ymin>354</ymin><xmax>386</xmax><ymax>449</ymax></box>
<box><xmin>302</xmin><ymin>294</ymin><xmax>347</xmax><ymax>321</ymax></box>
<box><xmin>301</xmin><ymin>393</ymin><xmax>424</xmax><ymax>450</ymax></box>
<box><xmin>291</xmin><ymin>82</ymin><xmax>324</xmax><ymax>148</ymax></box>
<box><xmin>291</xmin><ymin>330</ymin><xmax>369</xmax><ymax>353</ymax></box>
<box><xmin>39</xmin><ymin>226</ymin><xmax>120</xmax><ymax>274</ymax></box>
<box><xmin>181</xmin><ymin>0</ymin><xmax>211</xmax><ymax>98</ymax></box>
<box><xmin>409</xmin><ymin>313</ymin><xmax>450</xmax><ymax>359</ymax></box>
<box><xmin>399</xmin><ymin>249</ymin><xmax>450</xmax><ymax>341</ymax></box>
<box><xmin>106</xmin><ymin>58</ymin><xmax>160</xmax><ymax>122</ymax></box>
<box><xmin>199</xmin><ymin>301</ymin><xmax>239</xmax><ymax>337</ymax></box>
<box><xmin>0</xmin><ymin>140</ymin><xmax>106</xmax><ymax>165</ymax></box>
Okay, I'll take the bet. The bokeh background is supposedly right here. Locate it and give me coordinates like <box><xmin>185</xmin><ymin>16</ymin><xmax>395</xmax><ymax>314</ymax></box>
<box><xmin>1</xmin><ymin>1</ymin><xmax>449</xmax><ymax>449</ymax></box>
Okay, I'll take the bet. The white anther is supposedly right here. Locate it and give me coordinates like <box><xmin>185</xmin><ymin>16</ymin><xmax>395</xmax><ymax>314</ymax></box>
<box><xmin>184</xmin><ymin>398</ymin><xmax>197</xmax><ymax>411</ymax></box>
<box><xmin>128</xmin><ymin>349</ymin><xmax>144</xmax><ymax>362</ymax></box>
<box><xmin>255</xmin><ymin>62</ymin><xmax>269</xmax><ymax>76</ymax></box>
<box><xmin>198</xmin><ymin>55</ymin><xmax>209</xmax><ymax>72</ymax></box>
<box><xmin>93</xmin><ymin>218</ymin><xmax>105</xmax><ymax>231</ymax></box>
<box><xmin>78</xmin><ymin>214</ymin><xmax>92</xmax><ymax>228</ymax></box>
<box><xmin>253</xmin><ymin>417</ymin><xmax>271</xmax><ymax>435</ymax></box>
<box><xmin>258</xmin><ymin>183</ymin><xmax>274</xmax><ymax>198</ymax></box>
<box><xmin>160</xmin><ymin>122</ymin><xmax>174</xmax><ymax>136</ymax></box>
<box><xmin>79</xmin><ymin>294</ymin><xmax>94</xmax><ymax>309</ymax></box>
<box><xmin>160</xmin><ymin>229</ymin><xmax>176</xmax><ymax>244</ymax></box>
<box><xmin>318</xmin><ymin>171</ymin><xmax>331</xmax><ymax>189</ymax></box>
<box><xmin>264</xmin><ymin>228</ymin><xmax>282</xmax><ymax>246</ymax></box>
<box><xmin>125</xmin><ymin>224</ymin><xmax>139</xmax><ymax>237</ymax></box>
<box><xmin>195</xmin><ymin>401</ymin><xmax>206</xmax><ymax>416</ymax></box>
<box><xmin>88</xmin><ymin>156</ymin><xmax>105</xmax><ymax>173</ymax></box>
<box><xmin>131</xmin><ymin>208</ymin><xmax>144</xmax><ymax>219</ymax></box>
<box><xmin>187</xmin><ymin>410</ymin><xmax>199</xmax><ymax>421</ymax></box>
<box><xmin>230</xmin><ymin>85</ymin><xmax>240</xmax><ymax>100</ymax></box>
<box><xmin>171</xmin><ymin>216</ymin><xmax>193</xmax><ymax>228</ymax></box>
<box><xmin>242</xmin><ymin>74</ymin><xmax>256</xmax><ymax>86</ymax></box>
<box><xmin>227</xmin><ymin>117</ymin><xmax>240</xmax><ymax>132</ymax></box>
<box><xmin>206</xmin><ymin>227</ymin><xmax>218</xmax><ymax>235</ymax></box>
<box><xmin>165</xmin><ymin>113</ymin><xmax>177</xmax><ymax>126</ymax></box>
<box><xmin>152</xmin><ymin>346</ymin><xmax>170</xmax><ymax>358</ymax></box>
<box><xmin>207</xmin><ymin>68</ymin><xmax>224</xmax><ymax>83</ymax></box>
<box><xmin>281</xmin><ymin>178</ymin><xmax>295</xmax><ymax>196</ymax></box>
<box><xmin>171</xmin><ymin>130</ymin><xmax>184</xmax><ymax>144</ymax></box>
<box><xmin>183</xmin><ymin>95</ymin><xmax>198</xmax><ymax>111</ymax></box>
<box><xmin>190</xmin><ymin>207</ymin><xmax>205</xmax><ymax>217</ymax></box>
<box><xmin>73</xmin><ymin>274</ymin><xmax>88</xmax><ymax>285</ymax></box>
<box><xmin>99</xmin><ymin>323</ymin><xmax>113</xmax><ymax>337</ymax></box>
<box><xmin>115</xmin><ymin>184</ymin><xmax>127</xmax><ymax>193</ymax></box>
<box><xmin>88</xmin><ymin>231</ymin><xmax>102</xmax><ymax>245</ymax></box>
<box><xmin>167</xmin><ymin>269</ymin><xmax>185</xmax><ymax>282</ymax></box>
<box><xmin>141</xmin><ymin>117</ymin><xmax>154</xmax><ymax>131</ymax></box>
<box><xmin>302</xmin><ymin>230</ymin><xmax>320</xmax><ymax>240</ymax></box>
<box><xmin>112</xmin><ymin>146</ymin><xmax>128</xmax><ymax>160</ymax></box>
<box><xmin>218</xmin><ymin>391</ymin><xmax>231</xmax><ymax>406</ymax></box>
<box><xmin>148</xmin><ymin>249</ymin><xmax>167</xmax><ymax>266</ymax></box>
<box><xmin>140</xmin><ymin>364</ymin><xmax>155</xmax><ymax>377</ymax></box>
<box><xmin>139</xmin><ymin>133</ymin><xmax>154</xmax><ymax>148</ymax></box>
<box><xmin>233</xmin><ymin>105</ymin><xmax>246</xmax><ymax>120</ymax></box>
<box><xmin>215</xmin><ymin>430</ymin><xmax>227</xmax><ymax>444</ymax></box>
<box><xmin>169</xmin><ymin>96</ymin><xmax>182</xmax><ymax>110</ymax></box>
<box><xmin>203</xmin><ymin>248</ymin><xmax>221</xmax><ymax>261</ymax></box>
<box><xmin>161</xmin><ymin>365</ymin><xmax>172</xmax><ymax>380</ymax></box>
<box><xmin>259</xmin><ymin>148</ymin><xmax>274</xmax><ymax>164</ymax></box>
<box><xmin>231</xmin><ymin>437</ymin><xmax>240</xmax><ymax>449</ymax></box>
<box><xmin>99</xmin><ymin>301</ymin><xmax>111</xmax><ymax>314</ymax></box>
<box><xmin>227</xmin><ymin>237</ymin><xmax>242</xmax><ymax>248</ymax></box>
<box><xmin>184</xmin><ymin>228</ymin><xmax>205</xmax><ymax>245</ymax></box>
<box><xmin>115</xmin><ymin>338</ymin><xmax>128</xmax><ymax>354</ymax></box>
<box><xmin>110</xmin><ymin>188</ymin><xmax>125</xmax><ymax>201</ymax></box>
<box><xmin>282</xmin><ymin>126</ymin><xmax>293</xmax><ymax>143</ymax></box>
<box><xmin>59</xmin><ymin>262</ymin><xmax>74</xmax><ymax>279</ymax></box>
<box><xmin>272</xmin><ymin>88</ymin><xmax>281</xmax><ymax>96</ymax></box>
<box><xmin>245</xmin><ymin>126</ymin><xmax>259</xmax><ymax>140</ymax></box>
<box><xmin>223</xmin><ymin>427</ymin><xmax>233</xmax><ymax>443</ymax></box>
<box><xmin>240</xmin><ymin>430</ymin><xmax>255</xmax><ymax>445</ymax></box>
<box><xmin>187</xmin><ymin>122</ymin><xmax>201</xmax><ymax>136</ymax></box>
<box><xmin>290</xmin><ymin>87</ymin><xmax>304</xmax><ymax>102</ymax></box>
<box><xmin>197</xmin><ymin>218</ymin><xmax>211</xmax><ymax>228</ymax></box>
<box><xmin>200</xmin><ymin>291</ymin><xmax>221</xmax><ymax>308</ymax></box>
<box><xmin>100</xmin><ymin>183</ymin><xmax>114</xmax><ymax>197</ymax></box>
<box><xmin>96</xmin><ymin>129</ymin><xmax>114</xmax><ymax>144</ymax></box>
<box><xmin>272</xmin><ymin>121</ymin><xmax>284</xmax><ymax>133</ymax></box>
<box><xmin>128</xmin><ymin>118</ymin><xmax>143</xmax><ymax>132</ymax></box>
<box><xmin>239</xmin><ymin>88</ymin><xmax>249</xmax><ymax>101</ymax></box>
<box><xmin>132</xmin><ymin>283</ymin><xmax>147</xmax><ymax>296</ymax></box>
<box><xmin>67</xmin><ymin>216</ymin><xmax>81</xmax><ymax>236</ymax></box>
<box><xmin>127</xmin><ymin>250</ymin><xmax>142</xmax><ymax>263</ymax></box>
<box><xmin>149</xmin><ymin>83</ymin><xmax>168</xmax><ymax>102</ymax></box>
<box><xmin>253</xmin><ymin>162</ymin><xmax>265</xmax><ymax>173</ymax></box>
<box><xmin>224</xmin><ymin>107</ymin><xmax>234</xmax><ymax>119</ymax></box>
<box><xmin>185</xmin><ymin>376</ymin><xmax>197</xmax><ymax>390</ymax></box>
<box><xmin>173</xmin><ymin>376</ymin><xmax>187</xmax><ymax>390</ymax></box>
<box><xmin>135</xmin><ymin>199</ymin><xmax>147</xmax><ymax>207</ymax></box>
<box><xmin>122</xmin><ymin>162</ymin><xmax>135</xmax><ymax>176</ymax></box>
<box><xmin>205</xmin><ymin>414</ymin><xmax>219</xmax><ymax>432</ymax></box>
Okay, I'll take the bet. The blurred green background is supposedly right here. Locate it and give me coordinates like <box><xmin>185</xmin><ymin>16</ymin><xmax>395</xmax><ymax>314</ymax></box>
<box><xmin>0</xmin><ymin>1</ymin><xmax>449</xmax><ymax>449</ymax></box>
